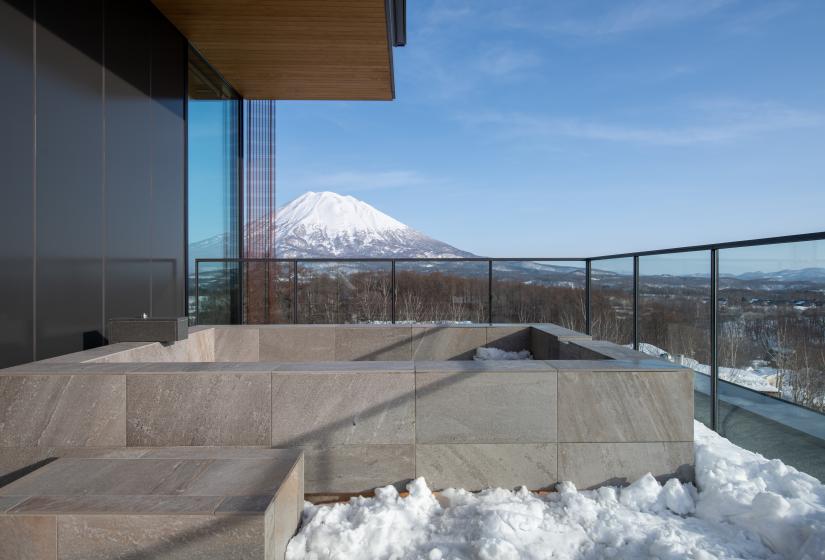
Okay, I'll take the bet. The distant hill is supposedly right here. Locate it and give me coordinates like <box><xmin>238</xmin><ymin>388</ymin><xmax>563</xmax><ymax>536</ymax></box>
<box><xmin>189</xmin><ymin>191</ymin><xmax>475</xmax><ymax>266</ymax></box>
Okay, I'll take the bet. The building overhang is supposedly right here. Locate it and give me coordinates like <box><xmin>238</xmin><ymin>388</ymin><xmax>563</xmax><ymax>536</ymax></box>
<box><xmin>151</xmin><ymin>0</ymin><xmax>403</xmax><ymax>100</ymax></box>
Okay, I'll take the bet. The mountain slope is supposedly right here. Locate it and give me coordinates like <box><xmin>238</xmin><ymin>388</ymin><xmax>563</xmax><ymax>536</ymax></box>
<box><xmin>189</xmin><ymin>191</ymin><xmax>476</xmax><ymax>262</ymax></box>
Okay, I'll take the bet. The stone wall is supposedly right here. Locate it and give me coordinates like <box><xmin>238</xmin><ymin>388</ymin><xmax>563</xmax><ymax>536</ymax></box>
<box><xmin>0</xmin><ymin>324</ymin><xmax>694</xmax><ymax>494</ymax></box>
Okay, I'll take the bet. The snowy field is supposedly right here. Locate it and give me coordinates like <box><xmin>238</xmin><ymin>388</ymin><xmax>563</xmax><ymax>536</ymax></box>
<box><xmin>286</xmin><ymin>422</ymin><xmax>825</xmax><ymax>560</ymax></box>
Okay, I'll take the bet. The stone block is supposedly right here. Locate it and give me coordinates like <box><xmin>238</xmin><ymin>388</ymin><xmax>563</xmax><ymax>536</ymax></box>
<box><xmin>0</xmin><ymin>515</ymin><xmax>56</xmax><ymax>560</ymax></box>
<box><xmin>416</xmin><ymin>370</ymin><xmax>557</xmax><ymax>444</ymax></box>
<box><xmin>300</xmin><ymin>445</ymin><xmax>414</xmax><ymax>494</ymax></box>
<box><xmin>0</xmin><ymin>375</ymin><xmax>125</xmax><ymax>447</ymax></box>
<box><xmin>412</xmin><ymin>326</ymin><xmax>486</xmax><ymax>360</ymax></box>
<box><xmin>108</xmin><ymin>316</ymin><xmax>188</xmax><ymax>343</ymax></box>
<box><xmin>334</xmin><ymin>326</ymin><xmax>412</xmax><ymax>361</ymax></box>
<box><xmin>558</xmin><ymin>442</ymin><xmax>694</xmax><ymax>489</ymax></box>
<box><xmin>416</xmin><ymin>443</ymin><xmax>557</xmax><ymax>491</ymax></box>
<box><xmin>271</xmin><ymin>372</ymin><xmax>414</xmax><ymax>447</ymax></box>
<box><xmin>214</xmin><ymin>327</ymin><xmax>260</xmax><ymax>362</ymax></box>
<box><xmin>259</xmin><ymin>326</ymin><xmax>335</xmax><ymax>362</ymax></box>
<box><xmin>0</xmin><ymin>450</ymin><xmax>303</xmax><ymax>560</ymax></box>
<box><xmin>557</xmin><ymin>369</ymin><xmax>694</xmax><ymax>442</ymax></box>
<box><xmin>485</xmin><ymin>326</ymin><xmax>531</xmax><ymax>353</ymax></box>
<box><xmin>126</xmin><ymin>373</ymin><xmax>271</xmax><ymax>446</ymax></box>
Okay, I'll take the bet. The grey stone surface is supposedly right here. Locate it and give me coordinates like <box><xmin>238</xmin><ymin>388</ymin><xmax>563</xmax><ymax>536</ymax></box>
<box><xmin>271</xmin><ymin>361</ymin><xmax>413</xmax><ymax>373</ymax></box>
<box><xmin>266</xmin><ymin>459</ymin><xmax>302</xmax><ymax>560</ymax></box>
<box><xmin>486</xmin><ymin>326</ymin><xmax>532</xmax><ymax>352</ymax></box>
<box><xmin>416</xmin><ymin>443</ymin><xmax>558</xmax><ymax>491</ymax></box>
<box><xmin>530</xmin><ymin>328</ymin><xmax>555</xmax><ymax>359</ymax></box>
<box><xmin>412</xmin><ymin>326</ymin><xmax>486</xmax><ymax>360</ymax></box>
<box><xmin>558</xmin><ymin>442</ymin><xmax>694</xmax><ymax>489</ymax></box>
<box><xmin>301</xmin><ymin>445</ymin><xmax>415</xmax><ymax>493</ymax></box>
<box><xmin>0</xmin><ymin>496</ymin><xmax>26</xmax><ymax>512</ymax></box>
<box><xmin>127</xmin><ymin>374</ymin><xmax>271</xmax><ymax>446</ymax></box>
<box><xmin>0</xmin><ymin>515</ymin><xmax>56</xmax><ymax>560</ymax></box>
<box><xmin>214</xmin><ymin>327</ymin><xmax>259</xmax><ymax>362</ymax></box>
<box><xmin>1</xmin><ymin>451</ymin><xmax>303</xmax><ymax>560</ymax></box>
<box><xmin>558</xmin><ymin>369</ymin><xmax>693</xmax><ymax>442</ymax></box>
<box><xmin>416</xmin><ymin>370</ymin><xmax>557</xmax><ymax>443</ymax></box>
<box><xmin>108</xmin><ymin>317</ymin><xmax>189</xmax><ymax>343</ymax></box>
<box><xmin>91</xmin><ymin>328</ymin><xmax>214</xmax><ymax>363</ymax></box>
<box><xmin>547</xmin><ymin>359</ymin><xmax>684</xmax><ymax>371</ymax></box>
<box><xmin>0</xmin><ymin>375</ymin><xmax>125</xmax><ymax>447</ymax></box>
<box><xmin>271</xmin><ymin>373</ymin><xmax>414</xmax><ymax>447</ymax></box>
<box><xmin>530</xmin><ymin>324</ymin><xmax>591</xmax><ymax>339</ymax></box>
<box><xmin>414</xmin><ymin>360</ymin><xmax>556</xmax><ymax>373</ymax></box>
<box><xmin>259</xmin><ymin>326</ymin><xmax>335</xmax><ymax>362</ymax></box>
<box><xmin>57</xmin><ymin>514</ymin><xmax>265</xmax><ymax>560</ymax></box>
<box><xmin>335</xmin><ymin>326</ymin><xmax>412</xmax><ymax>361</ymax></box>
<box><xmin>557</xmin><ymin>340</ymin><xmax>610</xmax><ymax>360</ymax></box>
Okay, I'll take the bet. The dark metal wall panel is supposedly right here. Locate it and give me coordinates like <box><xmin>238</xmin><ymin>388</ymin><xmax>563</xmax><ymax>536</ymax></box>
<box><xmin>149</xmin><ymin>9</ymin><xmax>186</xmax><ymax>317</ymax></box>
<box><xmin>0</xmin><ymin>0</ymin><xmax>34</xmax><ymax>368</ymax></box>
<box><xmin>35</xmin><ymin>0</ymin><xmax>105</xmax><ymax>358</ymax></box>
<box><xmin>104</xmin><ymin>0</ymin><xmax>153</xmax><ymax>326</ymax></box>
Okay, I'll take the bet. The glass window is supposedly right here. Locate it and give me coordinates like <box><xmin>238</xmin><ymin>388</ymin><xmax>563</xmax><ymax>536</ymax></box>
<box><xmin>718</xmin><ymin>240</ymin><xmax>825</xmax><ymax>480</ymax></box>
<box><xmin>187</xmin><ymin>48</ymin><xmax>240</xmax><ymax>324</ymax></box>
<box><xmin>590</xmin><ymin>258</ymin><xmax>634</xmax><ymax>345</ymax></box>
<box><xmin>491</xmin><ymin>261</ymin><xmax>586</xmax><ymax>331</ymax></box>
<box><xmin>638</xmin><ymin>251</ymin><xmax>711</xmax><ymax>427</ymax></box>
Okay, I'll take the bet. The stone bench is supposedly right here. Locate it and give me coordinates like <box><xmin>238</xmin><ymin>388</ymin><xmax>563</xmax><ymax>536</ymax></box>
<box><xmin>0</xmin><ymin>448</ymin><xmax>303</xmax><ymax>560</ymax></box>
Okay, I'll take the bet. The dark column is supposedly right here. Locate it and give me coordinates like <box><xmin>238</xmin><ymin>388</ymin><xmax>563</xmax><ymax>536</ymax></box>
<box><xmin>35</xmin><ymin>0</ymin><xmax>105</xmax><ymax>357</ymax></box>
<box><xmin>0</xmin><ymin>0</ymin><xmax>35</xmax><ymax>367</ymax></box>
<box><xmin>150</xmin><ymin>9</ymin><xmax>186</xmax><ymax>318</ymax></box>
<box><xmin>104</xmin><ymin>0</ymin><xmax>153</xmax><ymax>327</ymax></box>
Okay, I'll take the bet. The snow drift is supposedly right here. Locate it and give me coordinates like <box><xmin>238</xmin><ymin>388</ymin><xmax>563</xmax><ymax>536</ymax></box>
<box><xmin>287</xmin><ymin>422</ymin><xmax>825</xmax><ymax>560</ymax></box>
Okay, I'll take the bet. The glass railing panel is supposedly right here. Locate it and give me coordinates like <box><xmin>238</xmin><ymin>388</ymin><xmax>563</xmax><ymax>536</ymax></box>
<box><xmin>718</xmin><ymin>239</ymin><xmax>825</xmax><ymax>479</ymax></box>
<box><xmin>193</xmin><ymin>260</ymin><xmax>241</xmax><ymax>325</ymax></box>
<box><xmin>590</xmin><ymin>257</ymin><xmax>634</xmax><ymax>345</ymax></box>
<box><xmin>242</xmin><ymin>261</ymin><xmax>294</xmax><ymax>324</ymax></box>
<box><xmin>396</xmin><ymin>261</ymin><xmax>488</xmax><ymax>323</ymax></box>
<box><xmin>297</xmin><ymin>261</ymin><xmax>391</xmax><ymax>324</ymax></box>
<box><xmin>638</xmin><ymin>251</ymin><xmax>712</xmax><ymax>427</ymax></box>
<box><xmin>491</xmin><ymin>260</ymin><xmax>586</xmax><ymax>331</ymax></box>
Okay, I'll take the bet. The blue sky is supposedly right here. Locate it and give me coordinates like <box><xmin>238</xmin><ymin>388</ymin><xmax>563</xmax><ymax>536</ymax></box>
<box><xmin>276</xmin><ymin>0</ymin><xmax>825</xmax><ymax>259</ymax></box>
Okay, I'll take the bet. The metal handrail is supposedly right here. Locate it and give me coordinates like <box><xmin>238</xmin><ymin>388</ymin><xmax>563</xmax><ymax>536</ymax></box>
<box><xmin>193</xmin><ymin>230</ymin><xmax>825</xmax><ymax>429</ymax></box>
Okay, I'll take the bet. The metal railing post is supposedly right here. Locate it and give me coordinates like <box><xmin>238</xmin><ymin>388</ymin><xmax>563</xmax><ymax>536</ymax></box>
<box><xmin>488</xmin><ymin>259</ymin><xmax>493</xmax><ymax>325</ymax></box>
<box><xmin>391</xmin><ymin>260</ymin><xmax>396</xmax><ymax>324</ymax></box>
<box><xmin>264</xmin><ymin>259</ymin><xmax>270</xmax><ymax>324</ymax></box>
<box><xmin>633</xmin><ymin>255</ymin><xmax>639</xmax><ymax>350</ymax></box>
<box><xmin>292</xmin><ymin>260</ymin><xmax>299</xmax><ymax>324</ymax></box>
<box><xmin>194</xmin><ymin>260</ymin><xmax>200</xmax><ymax>326</ymax></box>
<box><xmin>710</xmin><ymin>248</ymin><xmax>719</xmax><ymax>431</ymax></box>
<box><xmin>585</xmin><ymin>259</ymin><xmax>592</xmax><ymax>335</ymax></box>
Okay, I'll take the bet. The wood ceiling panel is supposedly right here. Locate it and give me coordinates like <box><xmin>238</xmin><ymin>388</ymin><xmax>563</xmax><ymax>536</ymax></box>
<box><xmin>152</xmin><ymin>0</ymin><xmax>394</xmax><ymax>100</ymax></box>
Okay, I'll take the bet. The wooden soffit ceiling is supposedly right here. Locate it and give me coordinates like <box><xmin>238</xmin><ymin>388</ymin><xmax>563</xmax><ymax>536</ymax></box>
<box><xmin>152</xmin><ymin>0</ymin><xmax>395</xmax><ymax>100</ymax></box>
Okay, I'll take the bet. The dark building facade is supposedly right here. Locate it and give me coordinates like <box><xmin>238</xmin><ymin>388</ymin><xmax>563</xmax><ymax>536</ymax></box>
<box><xmin>0</xmin><ymin>0</ymin><xmax>186</xmax><ymax>367</ymax></box>
<box><xmin>0</xmin><ymin>0</ymin><xmax>401</xmax><ymax>369</ymax></box>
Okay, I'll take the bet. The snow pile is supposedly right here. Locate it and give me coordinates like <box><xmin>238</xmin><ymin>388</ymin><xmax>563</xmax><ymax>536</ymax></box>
<box><xmin>473</xmin><ymin>347</ymin><xmax>533</xmax><ymax>361</ymax></box>
<box><xmin>287</xmin><ymin>422</ymin><xmax>825</xmax><ymax>560</ymax></box>
<box><xmin>694</xmin><ymin>422</ymin><xmax>825</xmax><ymax>559</ymax></box>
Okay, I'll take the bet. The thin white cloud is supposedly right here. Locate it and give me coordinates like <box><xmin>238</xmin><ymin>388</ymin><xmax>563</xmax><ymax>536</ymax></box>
<box><xmin>478</xmin><ymin>46</ymin><xmax>541</xmax><ymax>77</ymax></box>
<box><xmin>302</xmin><ymin>170</ymin><xmax>430</xmax><ymax>192</ymax></box>
<box><xmin>460</xmin><ymin>101</ymin><xmax>825</xmax><ymax>146</ymax></box>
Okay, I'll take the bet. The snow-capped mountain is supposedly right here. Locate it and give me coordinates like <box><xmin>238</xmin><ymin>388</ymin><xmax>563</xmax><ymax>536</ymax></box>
<box><xmin>189</xmin><ymin>191</ymin><xmax>475</xmax><ymax>263</ymax></box>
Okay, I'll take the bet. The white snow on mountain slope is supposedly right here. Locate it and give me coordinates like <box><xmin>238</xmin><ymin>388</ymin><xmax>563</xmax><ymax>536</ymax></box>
<box><xmin>189</xmin><ymin>191</ymin><xmax>475</xmax><ymax>260</ymax></box>
<box><xmin>286</xmin><ymin>422</ymin><xmax>825</xmax><ymax>560</ymax></box>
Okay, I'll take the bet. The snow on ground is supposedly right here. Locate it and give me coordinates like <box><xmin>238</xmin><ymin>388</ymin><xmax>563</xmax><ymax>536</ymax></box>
<box><xmin>286</xmin><ymin>422</ymin><xmax>825</xmax><ymax>560</ymax></box>
<box><xmin>474</xmin><ymin>347</ymin><xmax>533</xmax><ymax>360</ymax></box>
<box><xmin>637</xmin><ymin>343</ymin><xmax>778</xmax><ymax>393</ymax></box>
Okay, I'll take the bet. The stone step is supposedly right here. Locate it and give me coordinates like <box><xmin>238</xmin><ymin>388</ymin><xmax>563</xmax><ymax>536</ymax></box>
<box><xmin>0</xmin><ymin>448</ymin><xmax>303</xmax><ymax>560</ymax></box>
